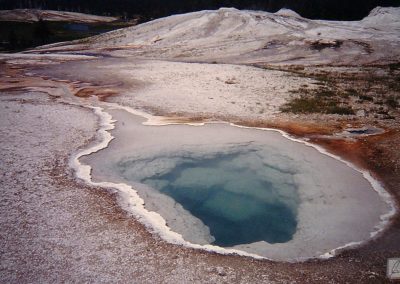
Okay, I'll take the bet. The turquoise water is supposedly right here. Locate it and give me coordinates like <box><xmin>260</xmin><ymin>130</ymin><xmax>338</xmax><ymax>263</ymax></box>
<box><xmin>135</xmin><ymin>149</ymin><xmax>300</xmax><ymax>247</ymax></box>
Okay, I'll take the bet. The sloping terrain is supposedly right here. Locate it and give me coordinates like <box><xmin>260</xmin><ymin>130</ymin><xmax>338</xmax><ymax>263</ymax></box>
<box><xmin>0</xmin><ymin>9</ymin><xmax>117</xmax><ymax>23</ymax></box>
<box><xmin>34</xmin><ymin>7</ymin><xmax>400</xmax><ymax>65</ymax></box>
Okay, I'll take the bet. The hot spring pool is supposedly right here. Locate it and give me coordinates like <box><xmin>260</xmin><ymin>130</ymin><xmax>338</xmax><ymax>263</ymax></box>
<box><xmin>122</xmin><ymin>147</ymin><xmax>299</xmax><ymax>247</ymax></box>
<box><xmin>80</xmin><ymin>108</ymin><xmax>392</xmax><ymax>261</ymax></box>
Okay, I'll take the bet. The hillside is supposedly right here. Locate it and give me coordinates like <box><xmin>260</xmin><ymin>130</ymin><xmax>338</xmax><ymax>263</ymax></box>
<box><xmin>35</xmin><ymin>7</ymin><xmax>400</xmax><ymax>65</ymax></box>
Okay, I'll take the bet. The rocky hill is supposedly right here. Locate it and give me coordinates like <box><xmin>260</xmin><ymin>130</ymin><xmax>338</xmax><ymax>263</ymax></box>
<box><xmin>34</xmin><ymin>7</ymin><xmax>400</xmax><ymax>65</ymax></box>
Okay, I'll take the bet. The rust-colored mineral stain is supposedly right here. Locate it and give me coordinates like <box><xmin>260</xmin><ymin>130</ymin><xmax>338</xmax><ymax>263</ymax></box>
<box><xmin>237</xmin><ymin>119</ymin><xmax>341</xmax><ymax>136</ymax></box>
<box><xmin>74</xmin><ymin>87</ymin><xmax>118</xmax><ymax>101</ymax></box>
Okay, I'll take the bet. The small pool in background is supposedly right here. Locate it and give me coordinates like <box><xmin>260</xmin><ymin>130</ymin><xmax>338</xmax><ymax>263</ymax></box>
<box><xmin>82</xmin><ymin>109</ymin><xmax>391</xmax><ymax>260</ymax></box>
<box><xmin>64</xmin><ymin>23</ymin><xmax>90</xmax><ymax>31</ymax></box>
<box><xmin>124</xmin><ymin>148</ymin><xmax>299</xmax><ymax>247</ymax></box>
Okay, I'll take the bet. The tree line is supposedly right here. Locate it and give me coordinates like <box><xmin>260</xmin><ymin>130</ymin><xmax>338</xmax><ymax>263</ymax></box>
<box><xmin>0</xmin><ymin>0</ymin><xmax>398</xmax><ymax>21</ymax></box>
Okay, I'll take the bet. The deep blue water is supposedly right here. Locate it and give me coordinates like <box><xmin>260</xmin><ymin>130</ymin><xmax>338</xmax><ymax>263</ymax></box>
<box><xmin>140</xmin><ymin>150</ymin><xmax>299</xmax><ymax>247</ymax></box>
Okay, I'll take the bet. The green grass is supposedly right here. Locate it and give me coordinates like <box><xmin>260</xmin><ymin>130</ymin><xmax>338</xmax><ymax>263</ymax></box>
<box><xmin>282</xmin><ymin>84</ymin><xmax>355</xmax><ymax>115</ymax></box>
<box><xmin>280</xmin><ymin>96</ymin><xmax>354</xmax><ymax>115</ymax></box>
<box><xmin>263</xmin><ymin>63</ymin><xmax>399</xmax><ymax>118</ymax></box>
